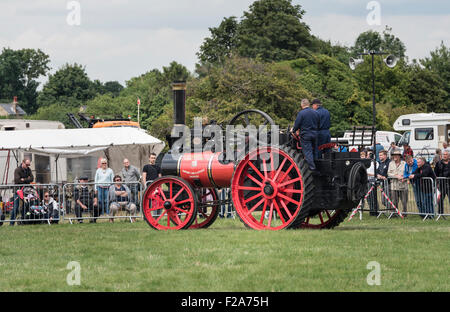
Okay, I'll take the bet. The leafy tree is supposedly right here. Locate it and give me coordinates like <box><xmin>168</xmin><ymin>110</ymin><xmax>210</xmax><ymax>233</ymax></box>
<box><xmin>37</xmin><ymin>63</ymin><xmax>97</xmax><ymax>108</ymax></box>
<box><xmin>420</xmin><ymin>42</ymin><xmax>450</xmax><ymax>105</ymax></box>
<box><xmin>352</xmin><ymin>26</ymin><xmax>406</xmax><ymax>59</ymax></box>
<box><xmin>0</xmin><ymin>48</ymin><xmax>50</xmax><ymax>114</ymax></box>
<box><xmin>83</xmin><ymin>61</ymin><xmax>190</xmax><ymax>136</ymax></box>
<box><xmin>197</xmin><ymin>0</ymin><xmax>313</xmax><ymax>64</ymax></box>
<box><xmin>197</xmin><ymin>17</ymin><xmax>239</xmax><ymax>64</ymax></box>
<box><xmin>284</xmin><ymin>54</ymin><xmax>372</xmax><ymax>136</ymax></box>
<box><xmin>103</xmin><ymin>81</ymin><xmax>124</xmax><ymax>97</ymax></box>
<box><xmin>182</xmin><ymin>56</ymin><xmax>311</xmax><ymax>132</ymax></box>
<box><xmin>407</xmin><ymin>64</ymin><xmax>448</xmax><ymax>113</ymax></box>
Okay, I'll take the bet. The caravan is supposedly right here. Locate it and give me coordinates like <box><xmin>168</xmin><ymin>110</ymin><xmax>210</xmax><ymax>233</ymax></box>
<box><xmin>393</xmin><ymin>113</ymin><xmax>450</xmax><ymax>161</ymax></box>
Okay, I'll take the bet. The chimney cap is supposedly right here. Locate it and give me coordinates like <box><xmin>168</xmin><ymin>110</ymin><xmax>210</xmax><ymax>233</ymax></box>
<box><xmin>171</xmin><ymin>81</ymin><xmax>186</xmax><ymax>91</ymax></box>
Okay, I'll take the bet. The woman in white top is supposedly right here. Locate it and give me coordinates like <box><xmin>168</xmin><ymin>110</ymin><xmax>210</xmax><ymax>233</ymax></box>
<box><xmin>95</xmin><ymin>158</ymin><xmax>114</xmax><ymax>215</ymax></box>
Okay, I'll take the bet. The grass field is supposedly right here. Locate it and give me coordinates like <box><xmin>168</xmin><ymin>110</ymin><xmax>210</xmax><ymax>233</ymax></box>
<box><xmin>0</xmin><ymin>214</ymin><xmax>449</xmax><ymax>292</ymax></box>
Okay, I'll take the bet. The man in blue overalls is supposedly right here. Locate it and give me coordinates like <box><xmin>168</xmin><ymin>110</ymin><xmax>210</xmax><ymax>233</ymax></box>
<box><xmin>312</xmin><ymin>99</ymin><xmax>331</xmax><ymax>157</ymax></box>
<box><xmin>291</xmin><ymin>99</ymin><xmax>319</xmax><ymax>172</ymax></box>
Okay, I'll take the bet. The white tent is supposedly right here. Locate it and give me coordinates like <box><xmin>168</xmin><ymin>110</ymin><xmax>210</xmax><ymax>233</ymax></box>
<box><xmin>0</xmin><ymin>127</ymin><xmax>165</xmax><ymax>183</ymax></box>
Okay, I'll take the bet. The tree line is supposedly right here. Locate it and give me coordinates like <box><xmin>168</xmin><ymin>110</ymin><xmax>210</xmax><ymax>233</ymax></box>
<box><xmin>0</xmin><ymin>0</ymin><xmax>448</xmax><ymax>142</ymax></box>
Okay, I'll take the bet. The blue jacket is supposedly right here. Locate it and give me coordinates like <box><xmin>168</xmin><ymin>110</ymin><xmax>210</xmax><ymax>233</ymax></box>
<box><xmin>292</xmin><ymin>107</ymin><xmax>319</xmax><ymax>134</ymax></box>
<box><xmin>315</xmin><ymin>106</ymin><xmax>331</xmax><ymax>131</ymax></box>
<box><xmin>404</xmin><ymin>159</ymin><xmax>418</xmax><ymax>178</ymax></box>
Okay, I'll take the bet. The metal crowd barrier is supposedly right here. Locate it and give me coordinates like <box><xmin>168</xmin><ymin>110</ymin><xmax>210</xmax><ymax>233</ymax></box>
<box><xmin>357</xmin><ymin>177</ymin><xmax>447</xmax><ymax>221</ymax></box>
<box><xmin>62</xmin><ymin>181</ymin><xmax>143</xmax><ymax>224</ymax></box>
<box><xmin>0</xmin><ymin>183</ymin><xmax>62</xmax><ymax>226</ymax></box>
<box><xmin>436</xmin><ymin>177</ymin><xmax>450</xmax><ymax>220</ymax></box>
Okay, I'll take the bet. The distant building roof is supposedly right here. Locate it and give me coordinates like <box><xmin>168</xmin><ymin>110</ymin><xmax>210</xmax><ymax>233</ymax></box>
<box><xmin>0</xmin><ymin>103</ymin><xmax>27</xmax><ymax>116</ymax></box>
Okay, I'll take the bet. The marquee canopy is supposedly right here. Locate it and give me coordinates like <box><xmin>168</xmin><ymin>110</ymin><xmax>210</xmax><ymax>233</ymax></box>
<box><xmin>0</xmin><ymin>127</ymin><xmax>165</xmax><ymax>157</ymax></box>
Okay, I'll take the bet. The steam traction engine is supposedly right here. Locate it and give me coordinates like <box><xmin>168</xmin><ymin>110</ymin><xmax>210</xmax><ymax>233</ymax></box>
<box><xmin>142</xmin><ymin>83</ymin><xmax>370</xmax><ymax>230</ymax></box>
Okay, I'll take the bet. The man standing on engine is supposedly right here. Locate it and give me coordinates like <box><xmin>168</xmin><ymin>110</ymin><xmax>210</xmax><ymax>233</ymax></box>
<box><xmin>312</xmin><ymin>98</ymin><xmax>331</xmax><ymax>156</ymax></box>
<box><xmin>291</xmin><ymin>99</ymin><xmax>319</xmax><ymax>172</ymax></box>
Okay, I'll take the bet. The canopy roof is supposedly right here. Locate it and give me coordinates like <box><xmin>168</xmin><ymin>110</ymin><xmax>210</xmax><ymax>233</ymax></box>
<box><xmin>0</xmin><ymin>127</ymin><xmax>165</xmax><ymax>157</ymax></box>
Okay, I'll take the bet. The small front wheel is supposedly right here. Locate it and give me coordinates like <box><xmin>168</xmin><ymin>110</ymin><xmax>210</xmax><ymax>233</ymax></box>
<box><xmin>142</xmin><ymin>176</ymin><xmax>197</xmax><ymax>230</ymax></box>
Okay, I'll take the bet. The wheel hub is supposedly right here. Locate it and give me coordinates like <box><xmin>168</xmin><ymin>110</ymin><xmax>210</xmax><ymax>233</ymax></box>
<box><xmin>163</xmin><ymin>201</ymin><xmax>172</xmax><ymax>210</ymax></box>
<box><xmin>263</xmin><ymin>183</ymin><xmax>274</xmax><ymax>195</ymax></box>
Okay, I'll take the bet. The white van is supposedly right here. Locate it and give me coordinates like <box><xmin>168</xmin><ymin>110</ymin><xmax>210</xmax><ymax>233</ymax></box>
<box><xmin>341</xmin><ymin>130</ymin><xmax>402</xmax><ymax>151</ymax></box>
<box><xmin>393</xmin><ymin>113</ymin><xmax>450</xmax><ymax>160</ymax></box>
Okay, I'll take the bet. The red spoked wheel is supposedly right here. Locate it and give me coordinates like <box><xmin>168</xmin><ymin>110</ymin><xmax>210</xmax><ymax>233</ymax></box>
<box><xmin>300</xmin><ymin>209</ymin><xmax>349</xmax><ymax>229</ymax></box>
<box><xmin>231</xmin><ymin>146</ymin><xmax>314</xmax><ymax>230</ymax></box>
<box><xmin>142</xmin><ymin>176</ymin><xmax>197</xmax><ymax>230</ymax></box>
<box><xmin>190</xmin><ymin>188</ymin><xmax>219</xmax><ymax>229</ymax></box>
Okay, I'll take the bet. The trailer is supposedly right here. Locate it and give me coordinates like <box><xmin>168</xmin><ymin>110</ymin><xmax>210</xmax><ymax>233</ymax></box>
<box><xmin>393</xmin><ymin>113</ymin><xmax>450</xmax><ymax>160</ymax></box>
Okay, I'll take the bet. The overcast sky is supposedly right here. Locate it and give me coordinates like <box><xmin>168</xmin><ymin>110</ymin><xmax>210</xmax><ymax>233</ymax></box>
<box><xmin>1</xmin><ymin>0</ymin><xmax>449</xmax><ymax>86</ymax></box>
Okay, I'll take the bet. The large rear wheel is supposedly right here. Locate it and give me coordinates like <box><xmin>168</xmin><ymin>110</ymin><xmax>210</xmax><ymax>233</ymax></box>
<box><xmin>231</xmin><ymin>145</ymin><xmax>315</xmax><ymax>230</ymax></box>
<box><xmin>300</xmin><ymin>209</ymin><xmax>349</xmax><ymax>229</ymax></box>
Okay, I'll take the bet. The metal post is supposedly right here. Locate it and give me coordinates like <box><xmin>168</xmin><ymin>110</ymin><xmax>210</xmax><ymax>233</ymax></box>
<box><xmin>371</xmin><ymin>52</ymin><xmax>377</xmax><ymax>172</ymax></box>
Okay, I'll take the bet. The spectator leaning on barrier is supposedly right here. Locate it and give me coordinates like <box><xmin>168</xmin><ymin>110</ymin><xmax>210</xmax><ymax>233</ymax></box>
<box><xmin>121</xmin><ymin>158</ymin><xmax>141</xmax><ymax>207</ymax></box>
<box><xmin>404</xmin><ymin>155</ymin><xmax>420</xmax><ymax>213</ymax></box>
<box><xmin>434</xmin><ymin>150</ymin><xmax>450</xmax><ymax>215</ymax></box>
<box><xmin>376</xmin><ymin>150</ymin><xmax>390</xmax><ymax>209</ymax></box>
<box><xmin>42</xmin><ymin>191</ymin><xmax>59</xmax><ymax>224</ymax></box>
<box><xmin>95</xmin><ymin>158</ymin><xmax>114</xmax><ymax>215</ymax></box>
<box><xmin>108</xmin><ymin>175</ymin><xmax>137</xmax><ymax>223</ymax></box>
<box><xmin>10</xmin><ymin>158</ymin><xmax>34</xmax><ymax>226</ymax></box>
<box><xmin>387</xmin><ymin>149</ymin><xmax>408</xmax><ymax>215</ymax></box>
<box><xmin>74</xmin><ymin>176</ymin><xmax>98</xmax><ymax>224</ymax></box>
<box><xmin>408</xmin><ymin>157</ymin><xmax>436</xmax><ymax>217</ymax></box>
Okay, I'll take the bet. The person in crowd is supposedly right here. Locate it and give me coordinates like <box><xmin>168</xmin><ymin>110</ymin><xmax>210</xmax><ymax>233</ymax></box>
<box><xmin>402</xmin><ymin>143</ymin><xmax>414</xmax><ymax>159</ymax></box>
<box><xmin>219</xmin><ymin>188</ymin><xmax>233</xmax><ymax>219</ymax></box>
<box><xmin>10</xmin><ymin>158</ymin><xmax>34</xmax><ymax>226</ymax></box>
<box><xmin>74</xmin><ymin>176</ymin><xmax>98</xmax><ymax>223</ymax></box>
<box><xmin>95</xmin><ymin>158</ymin><xmax>114</xmax><ymax>215</ymax></box>
<box><xmin>291</xmin><ymin>99</ymin><xmax>319</xmax><ymax>172</ymax></box>
<box><xmin>434</xmin><ymin>150</ymin><xmax>450</xmax><ymax>215</ymax></box>
<box><xmin>404</xmin><ymin>155</ymin><xmax>420</xmax><ymax>214</ymax></box>
<box><xmin>408</xmin><ymin>157</ymin><xmax>436</xmax><ymax>218</ymax></box>
<box><xmin>337</xmin><ymin>143</ymin><xmax>348</xmax><ymax>152</ymax></box>
<box><xmin>142</xmin><ymin>153</ymin><xmax>162</xmax><ymax>186</ymax></box>
<box><xmin>108</xmin><ymin>175</ymin><xmax>137</xmax><ymax>223</ymax></box>
<box><xmin>375</xmin><ymin>143</ymin><xmax>384</xmax><ymax>162</ymax></box>
<box><xmin>360</xmin><ymin>150</ymin><xmax>367</xmax><ymax>159</ymax></box>
<box><xmin>387</xmin><ymin>142</ymin><xmax>397</xmax><ymax>158</ymax></box>
<box><xmin>42</xmin><ymin>191</ymin><xmax>60</xmax><ymax>224</ymax></box>
<box><xmin>443</xmin><ymin>141</ymin><xmax>449</xmax><ymax>153</ymax></box>
<box><xmin>311</xmin><ymin>98</ymin><xmax>331</xmax><ymax>156</ymax></box>
<box><xmin>432</xmin><ymin>149</ymin><xmax>442</xmax><ymax>168</ymax></box>
<box><xmin>376</xmin><ymin>150</ymin><xmax>390</xmax><ymax>211</ymax></box>
<box><xmin>387</xmin><ymin>149</ymin><xmax>408</xmax><ymax>215</ymax></box>
<box><xmin>121</xmin><ymin>158</ymin><xmax>141</xmax><ymax>208</ymax></box>
<box><xmin>377</xmin><ymin>150</ymin><xmax>390</xmax><ymax>180</ymax></box>
<box><xmin>366</xmin><ymin>152</ymin><xmax>379</xmax><ymax>216</ymax></box>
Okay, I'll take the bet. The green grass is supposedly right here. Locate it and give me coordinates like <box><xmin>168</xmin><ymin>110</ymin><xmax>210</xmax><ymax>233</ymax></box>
<box><xmin>0</xmin><ymin>214</ymin><xmax>449</xmax><ymax>292</ymax></box>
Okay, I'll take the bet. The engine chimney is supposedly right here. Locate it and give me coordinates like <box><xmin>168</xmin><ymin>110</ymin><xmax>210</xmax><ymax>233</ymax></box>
<box><xmin>172</xmin><ymin>81</ymin><xmax>186</xmax><ymax>125</ymax></box>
